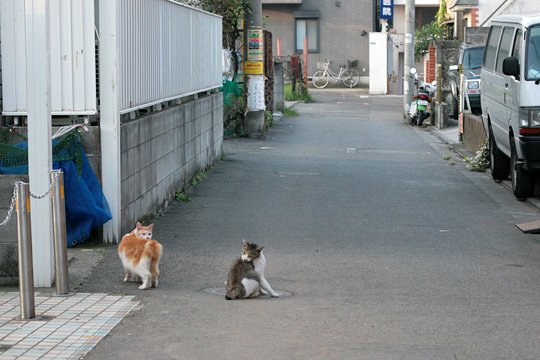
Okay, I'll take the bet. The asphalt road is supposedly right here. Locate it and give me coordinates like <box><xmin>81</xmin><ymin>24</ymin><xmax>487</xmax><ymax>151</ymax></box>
<box><xmin>82</xmin><ymin>89</ymin><xmax>540</xmax><ymax>360</ymax></box>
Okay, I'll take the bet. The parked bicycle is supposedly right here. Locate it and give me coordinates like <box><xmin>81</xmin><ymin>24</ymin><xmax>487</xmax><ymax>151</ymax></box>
<box><xmin>312</xmin><ymin>60</ymin><xmax>360</xmax><ymax>89</ymax></box>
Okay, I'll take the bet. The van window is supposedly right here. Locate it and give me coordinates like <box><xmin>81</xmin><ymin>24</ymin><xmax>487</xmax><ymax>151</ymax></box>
<box><xmin>512</xmin><ymin>29</ymin><xmax>522</xmax><ymax>59</ymax></box>
<box><xmin>484</xmin><ymin>26</ymin><xmax>501</xmax><ymax>71</ymax></box>
<box><xmin>526</xmin><ymin>25</ymin><xmax>540</xmax><ymax>80</ymax></box>
<box><xmin>511</xmin><ymin>29</ymin><xmax>523</xmax><ymax>79</ymax></box>
<box><xmin>495</xmin><ymin>27</ymin><xmax>515</xmax><ymax>74</ymax></box>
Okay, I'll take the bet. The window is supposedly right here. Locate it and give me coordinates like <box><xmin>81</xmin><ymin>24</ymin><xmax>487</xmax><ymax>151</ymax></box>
<box><xmin>511</xmin><ymin>29</ymin><xmax>523</xmax><ymax>79</ymax></box>
<box><xmin>295</xmin><ymin>18</ymin><xmax>319</xmax><ymax>53</ymax></box>
<box><xmin>294</xmin><ymin>10</ymin><xmax>320</xmax><ymax>53</ymax></box>
<box><xmin>484</xmin><ymin>26</ymin><xmax>501</xmax><ymax>71</ymax></box>
<box><xmin>495</xmin><ymin>27</ymin><xmax>514</xmax><ymax>74</ymax></box>
<box><xmin>462</xmin><ymin>47</ymin><xmax>484</xmax><ymax>70</ymax></box>
<box><xmin>526</xmin><ymin>25</ymin><xmax>540</xmax><ymax>80</ymax></box>
<box><xmin>512</xmin><ymin>29</ymin><xmax>522</xmax><ymax>59</ymax></box>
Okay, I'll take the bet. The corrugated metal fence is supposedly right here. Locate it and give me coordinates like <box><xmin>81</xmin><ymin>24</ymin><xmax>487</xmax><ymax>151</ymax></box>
<box><xmin>119</xmin><ymin>0</ymin><xmax>223</xmax><ymax>114</ymax></box>
<box><xmin>0</xmin><ymin>0</ymin><xmax>97</xmax><ymax>115</ymax></box>
<box><xmin>0</xmin><ymin>0</ymin><xmax>223</xmax><ymax>117</ymax></box>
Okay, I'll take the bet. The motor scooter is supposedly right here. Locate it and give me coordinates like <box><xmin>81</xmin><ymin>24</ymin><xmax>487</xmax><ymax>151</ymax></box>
<box><xmin>408</xmin><ymin>68</ymin><xmax>433</xmax><ymax>126</ymax></box>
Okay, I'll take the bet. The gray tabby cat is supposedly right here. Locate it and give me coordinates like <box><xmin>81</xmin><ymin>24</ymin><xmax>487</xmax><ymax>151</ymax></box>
<box><xmin>225</xmin><ymin>240</ymin><xmax>280</xmax><ymax>300</ymax></box>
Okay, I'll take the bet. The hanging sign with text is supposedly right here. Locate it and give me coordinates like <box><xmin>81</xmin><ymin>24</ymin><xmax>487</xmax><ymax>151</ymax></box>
<box><xmin>245</xmin><ymin>27</ymin><xmax>264</xmax><ymax>75</ymax></box>
<box><xmin>380</xmin><ymin>0</ymin><xmax>394</xmax><ymax>20</ymax></box>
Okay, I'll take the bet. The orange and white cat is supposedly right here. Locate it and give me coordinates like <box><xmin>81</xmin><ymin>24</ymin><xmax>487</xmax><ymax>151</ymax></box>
<box><xmin>118</xmin><ymin>222</ymin><xmax>162</xmax><ymax>290</ymax></box>
<box><xmin>130</xmin><ymin>222</ymin><xmax>154</xmax><ymax>239</ymax></box>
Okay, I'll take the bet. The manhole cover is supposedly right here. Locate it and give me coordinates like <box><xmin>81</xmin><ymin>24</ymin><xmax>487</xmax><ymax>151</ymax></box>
<box><xmin>276</xmin><ymin>171</ymin><xmax>319</xmax><ymax>176</ymax></box>
<box><xmin>201</xmin><ymin>287</ymin><xmax>292</xmax><ymax>298</ymax></box>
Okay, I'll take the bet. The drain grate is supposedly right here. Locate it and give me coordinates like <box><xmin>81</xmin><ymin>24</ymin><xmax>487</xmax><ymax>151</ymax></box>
<box><xmin>201</xmin><ymin>287</ymin><xmax>292</xmax><ymax>298</ymax></box>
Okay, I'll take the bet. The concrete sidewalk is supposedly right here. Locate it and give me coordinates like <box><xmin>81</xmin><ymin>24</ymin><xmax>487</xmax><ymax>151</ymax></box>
<box><xmin>427</xmin><ymin>119</ymin><xmax>474</xmax><ymax>157</ymax></box>
<box><xmin>0</xmin><ymin>246</ymin><xmax>138</xmax><ymax>359</ymax></box>
<box><xmin>428</xmin><ymin>118</ymin><xmax>540</xmax><ymax>215</ymax></box>
<box><xmin>0</xmin><ymin>292</ymin><xmax>137</xmax><ymax>359</ymax></box>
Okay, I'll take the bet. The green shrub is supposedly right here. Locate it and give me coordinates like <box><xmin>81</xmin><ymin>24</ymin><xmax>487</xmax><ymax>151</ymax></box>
<box><xmin>285</xmin><ymin>84</ymin><xmax>312</xmax><ymax>103</ymax></box>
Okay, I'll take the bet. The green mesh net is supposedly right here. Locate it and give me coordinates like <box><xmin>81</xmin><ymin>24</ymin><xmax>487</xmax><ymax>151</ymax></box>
<box><xmin>222</xmin><ymin>80</ymin><xmax>243</xmax><ymax>107</ymax></box>
<box><xmin>0</xmin><ymin>131</ymin><xmax>84</xmax><ymax>175</ymax></box>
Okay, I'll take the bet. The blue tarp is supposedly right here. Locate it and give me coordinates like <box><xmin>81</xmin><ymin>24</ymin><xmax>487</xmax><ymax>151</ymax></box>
<box><xmin>0</xmin><ymin>141</ymin><xmax>111</xmax><ymax>247</ymax></box>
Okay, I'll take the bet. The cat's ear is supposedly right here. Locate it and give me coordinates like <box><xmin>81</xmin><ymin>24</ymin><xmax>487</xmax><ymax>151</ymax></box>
<box><xmin>242</xmin><ymin>239</ymin><xmax>248</xmax><ymax>246</ymax></box>
<box><xmin>148</xmin><ymin>223</ymin><xmax>154</xmax><ymax>230</ymax></box>
<box><xmin>256</xmin><ymin>245</ymin><xmax>264</xmax><ymax>252</ymax></box>
<box><xmin>136</xmin><ymin>222</ymin><xmax>142</xmax><ymax>229</ymax></box>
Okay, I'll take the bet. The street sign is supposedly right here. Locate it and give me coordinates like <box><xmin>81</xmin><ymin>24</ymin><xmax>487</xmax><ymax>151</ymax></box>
<box><xmin>244</xmin><ymin>61</ymin><xmax>264</xmax><ymax>75</ymax></box>
<box><xmin>245</xmin><ymin>27</ymin><xmax>264</xmax><ymax>75</ymax></box>
<box><xmin>380</xmin><ymin>0</ymin><xmax>393</xmax><ymax>20</ymax></box>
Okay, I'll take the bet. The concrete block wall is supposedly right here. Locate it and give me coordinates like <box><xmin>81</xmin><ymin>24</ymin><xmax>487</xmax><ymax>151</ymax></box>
<box><xmin>465</xmin><ymin>27</ymin><xmax>489</xmax><ymax>45</ymax></box>
<box><xmin>463</xmin><ymin>113</ymin><xmax>486</xmax><ymax>153</ymax></box>
<box><xmin>435</xmin><ymin>40</ymin><xmax>462</xmax><ymax>123</ymax></box>
<box><xmin>274</xmin><ymin>60</ymin><xmax>285</xmax><ymax>112</ymax></box>
<box><xmin>120</xmin><ymin>93</ymin><xmax>223</xmax><ymax>234</ymax></box>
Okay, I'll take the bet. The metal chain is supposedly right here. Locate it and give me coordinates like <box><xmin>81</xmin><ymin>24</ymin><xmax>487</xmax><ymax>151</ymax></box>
<box><xmin>0</xmin><ymin>184</ymin><xmax>18</xmax><ymax>226</ymax></box>
<box><xmin>0</xmin><ymin>171</ymin><xmax>62</xmax><ymax>226</ymax></box>
<box><xmin>29</xmin><ymin>171</ymin><xmax>61</xmax><ymax>200</ymax></box>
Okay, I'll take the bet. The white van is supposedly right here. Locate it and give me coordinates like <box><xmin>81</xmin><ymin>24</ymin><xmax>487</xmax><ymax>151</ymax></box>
<box><xmin>481</xmin><ymin>14</ymin><xmax>540</xmax><ymax>200</ymax></box>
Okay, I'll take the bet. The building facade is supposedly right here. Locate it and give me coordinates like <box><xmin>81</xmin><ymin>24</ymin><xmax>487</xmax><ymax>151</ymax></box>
<box><xmin>262</xmin><ymin>0</ymin><xmax>374</xmax><ymax>80</ymax></box>
<box><xmin>393</xmin><ymin>0</ymin><xmax>439</xmax><ymax>34</ymax></box>
<box><xmin>448</xmin><ymin>0</ymin><xmax>540</xmax><ymax>41</ymax></box>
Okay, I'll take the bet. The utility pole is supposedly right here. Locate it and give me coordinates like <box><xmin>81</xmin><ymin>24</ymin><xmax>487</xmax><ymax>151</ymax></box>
<box><xmin>403</xmin><ymin>0</ymin><xmax>415</xmax><ymax>119</ymax></box>
<box><xmin>244</xmin><ymin>0</ymin><xmax>265</xmax><ymax>138</ymax></box>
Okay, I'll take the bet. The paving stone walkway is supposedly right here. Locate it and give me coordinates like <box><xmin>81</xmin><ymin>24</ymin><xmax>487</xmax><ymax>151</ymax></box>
<box><xmin>0</xmin><ymin>292</ymin><xmax>137</xmax><ymax>359</ymax></box>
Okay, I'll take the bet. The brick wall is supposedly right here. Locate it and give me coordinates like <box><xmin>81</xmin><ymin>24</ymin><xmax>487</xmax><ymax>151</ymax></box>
<box><xmin>425</xmin><ymin>45</ymin><xmax>436</xmax><ymax>83</ymax></box>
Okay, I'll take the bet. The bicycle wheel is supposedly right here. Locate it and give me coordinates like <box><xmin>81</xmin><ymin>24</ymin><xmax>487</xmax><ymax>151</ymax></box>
<box><xmin>342</xmin><ymin>69</ymin><xmax>360</xmax><ymax>88</ymax></box>
<box><xmin>312</xmin><ymin>71</ymin><xmax>329</xmax><ymax>89</ymax></box>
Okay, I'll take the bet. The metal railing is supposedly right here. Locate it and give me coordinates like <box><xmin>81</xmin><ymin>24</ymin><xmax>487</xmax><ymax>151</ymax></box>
<box><xmin>118</xmin><ymin>0</ymin><xmax>223</xmax><ymax>114</ymax></box>
<box><xmin>1</xmin><ymin>170</ymin><xmax>71</xmax><ymax>319</ymax></box>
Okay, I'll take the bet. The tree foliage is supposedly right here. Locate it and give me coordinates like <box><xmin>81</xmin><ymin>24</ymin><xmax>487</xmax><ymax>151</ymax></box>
<box><xmin>436</xmin><ymin>0</ymin><xmax>448</xmax><ymax>26</ymax></box>
<box><xmin>415</xmin><ymin>21</ymin><xmax>446</xmax><ymax>60</ymax></box>
<box><xmin>179</xmin><ymin>0</ymin><xmax>251</xmax><ymax>50</ymax></box>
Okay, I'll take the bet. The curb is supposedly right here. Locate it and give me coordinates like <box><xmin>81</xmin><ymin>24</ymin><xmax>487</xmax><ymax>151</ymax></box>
<box><xmin>430</xmin><ymin>126</ymin><xmax>540</xmax><ymax>215</ymax></box>
<box><xmin>428</xmin><ymin>125</ymin><xmax>475</xmax><ymax>159</ymax></box>
<box><xmin>285</xmin><ymin>100</ymin><xmax>299</xmax><ymax>109</ymax></box>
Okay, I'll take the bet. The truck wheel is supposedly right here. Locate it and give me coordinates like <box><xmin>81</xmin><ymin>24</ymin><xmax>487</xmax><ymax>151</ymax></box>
<box><xmin>489</xmin><ymin>127</ymin><xmax>509</xmax><ymax>181</ymax></box>
<box><xmin>510</xmin><ymin>137</ymin><xmax>535</xmax><ymax>200</ymax></box>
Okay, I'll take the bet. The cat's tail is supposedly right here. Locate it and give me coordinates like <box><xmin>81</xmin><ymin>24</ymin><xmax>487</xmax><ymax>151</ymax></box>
<box><xmin>144</xmin><ymin>240</ymin><xmax>162</xmax><ymax>261</ymax></box>
<box><xmin>225</xmin><ymin>287</ymin><xmax>242</xmax><ymax>300</ymax></box>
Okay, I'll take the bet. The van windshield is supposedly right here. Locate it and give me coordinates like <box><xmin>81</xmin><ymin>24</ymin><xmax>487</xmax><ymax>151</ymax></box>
<box><xmin>526</xmin><ymin>25</ymin><xmax>540</xmax><ymax>80</ymax></box>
